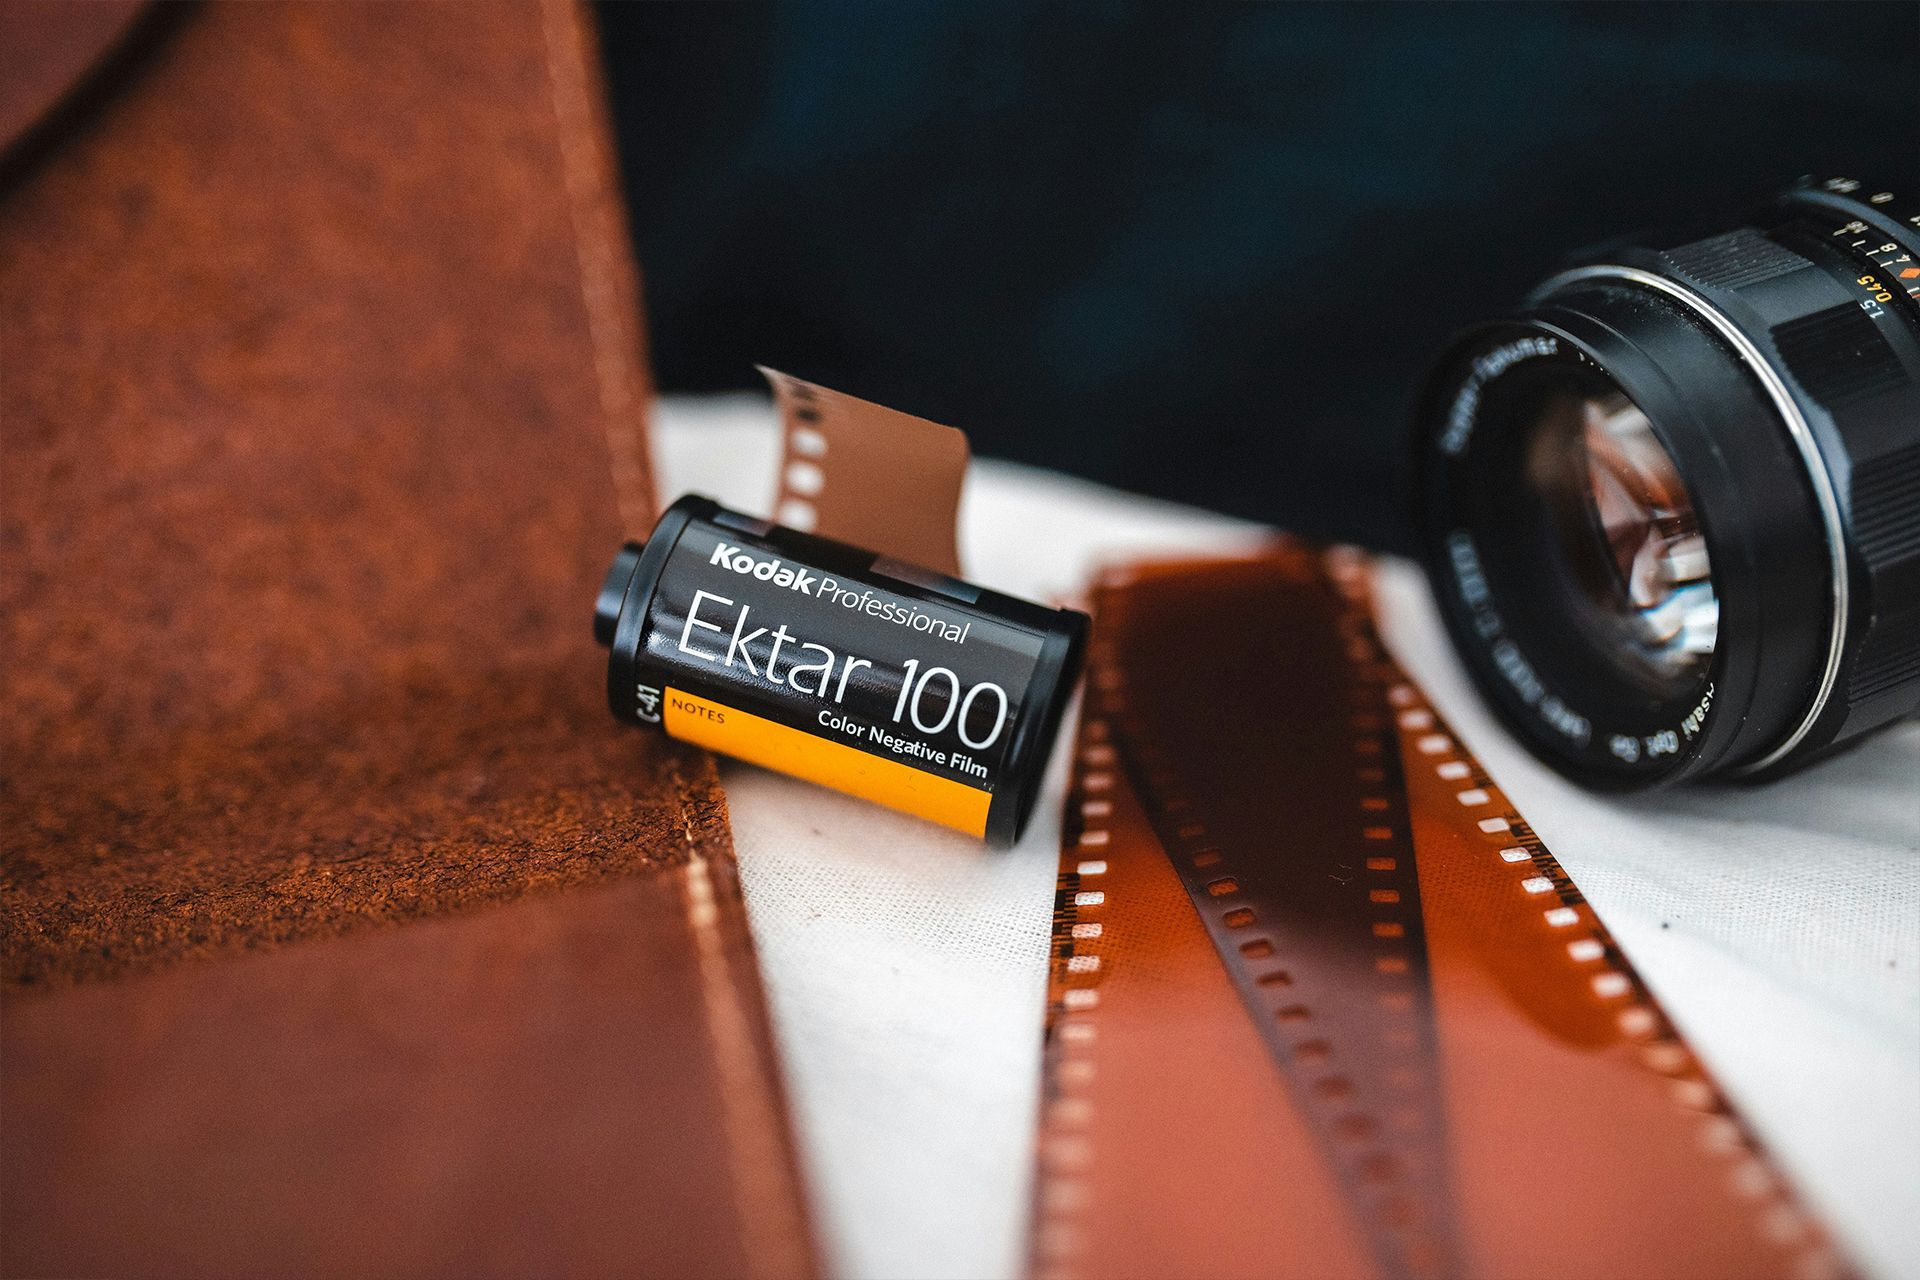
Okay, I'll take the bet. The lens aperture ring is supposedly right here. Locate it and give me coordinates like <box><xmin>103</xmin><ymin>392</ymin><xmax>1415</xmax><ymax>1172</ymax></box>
<box><xmin>1533</xmin><ymin>263</ymin><xmax>1853</xmax><ymax>774</ymax></box>
<box><xmin>1419</xmin><ymin>179</ymin><xmax>1920</xmax><ymax>787</ymax></box>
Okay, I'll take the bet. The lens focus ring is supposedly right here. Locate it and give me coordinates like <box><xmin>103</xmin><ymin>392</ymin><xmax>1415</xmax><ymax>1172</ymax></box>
<box><xmin>1417</xmin><ymin>177</ymin><xmax>1920</xmax><ymax>788</ymax></box>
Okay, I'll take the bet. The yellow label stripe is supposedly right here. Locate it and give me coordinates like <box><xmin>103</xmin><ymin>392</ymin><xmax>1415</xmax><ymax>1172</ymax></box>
<box><xmin>664</xmin><ymin>687</ymin><xmax>991</xmax><ymax>838</ymax></box>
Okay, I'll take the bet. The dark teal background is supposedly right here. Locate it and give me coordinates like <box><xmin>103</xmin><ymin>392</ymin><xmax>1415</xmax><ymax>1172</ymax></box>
<box><xmin>599</xmin><ymin>2</ymin><xmax>1917</xmax><ymax>551</ymax></box>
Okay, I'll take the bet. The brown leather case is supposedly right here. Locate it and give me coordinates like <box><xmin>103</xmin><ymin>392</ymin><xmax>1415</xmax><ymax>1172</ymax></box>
<box><xmin>0</xmin><ymin>0</ymin><xmax>150</xmax><ymax>168</ymax></box>
<box><xmin>1</xmin><ymin>3</ymin><xmax>815</xmax><ymax>1274</ymax></box>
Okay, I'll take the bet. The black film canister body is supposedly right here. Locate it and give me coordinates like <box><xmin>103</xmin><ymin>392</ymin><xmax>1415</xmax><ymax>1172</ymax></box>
<box><xmin>596</xmin><ymin>495</ymin><xmax>1088</xmax><ymax>846</ymax></box>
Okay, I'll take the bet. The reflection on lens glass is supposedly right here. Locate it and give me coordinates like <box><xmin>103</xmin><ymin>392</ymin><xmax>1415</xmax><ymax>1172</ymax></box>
<box><xmin>1527</xmin><ymin>385</ymin><xmax>1717</xmax><ymax>694</ymax></box>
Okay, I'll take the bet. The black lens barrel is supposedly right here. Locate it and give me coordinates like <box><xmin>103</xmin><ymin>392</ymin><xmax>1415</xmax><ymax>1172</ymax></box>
<box><xmin>1417</xmin><ymin>177</ymin><xmax>1920</xmax><ymax>787</ymax></box>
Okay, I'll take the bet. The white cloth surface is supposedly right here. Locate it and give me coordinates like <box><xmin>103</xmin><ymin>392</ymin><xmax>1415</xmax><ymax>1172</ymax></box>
<box><xmin>653</xmin><ymin>394</ymin><xmax>1919</xmax><ymax>1280</ymax></box>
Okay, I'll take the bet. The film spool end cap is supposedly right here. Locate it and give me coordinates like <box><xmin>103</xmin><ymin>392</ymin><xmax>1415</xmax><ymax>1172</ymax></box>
<box><xmin>594</xmin><ymin>542</ymin><xmax>645</xmax><ymax>647</ymax></box>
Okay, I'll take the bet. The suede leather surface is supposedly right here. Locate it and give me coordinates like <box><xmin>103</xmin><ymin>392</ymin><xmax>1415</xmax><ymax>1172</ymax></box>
<box><xmin>2</xmin><ymin>4</ymin><xmax>819</xmax><ymax>1274</ymax></box>
<box><xmin>0</xmin><ymin>0</ymin><xmax>705</xmax><ymax>988</ymax></box>
<box><xmin>0</xmin><ymin>0</ymin><xmax>150</xmax><ymax>167</ymax></box>
<box><xmin>2</xmin><ymin>865</ymin><xmax>813</xmax><ymax>1279</ymax></box>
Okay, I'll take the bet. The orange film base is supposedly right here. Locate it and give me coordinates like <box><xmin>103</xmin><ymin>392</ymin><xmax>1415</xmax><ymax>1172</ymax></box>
<box><xmin>1030</xmin><ymin>549</ymin><xmax>1849</xmax><ymax>1280</ymax></box>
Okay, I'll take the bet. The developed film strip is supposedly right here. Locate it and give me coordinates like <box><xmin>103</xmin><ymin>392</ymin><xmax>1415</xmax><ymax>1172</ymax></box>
<box><xmin>1030</xmin><ymin>549</ymin><xmax>1850</xmax><ymax>1280</ymax></box>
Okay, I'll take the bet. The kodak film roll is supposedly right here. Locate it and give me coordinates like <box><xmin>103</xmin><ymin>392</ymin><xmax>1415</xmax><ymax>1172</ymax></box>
<box><xmin>596</xmin><ymin>495</ymin><xmax>1088</xmax><ymax>846</ymax></box>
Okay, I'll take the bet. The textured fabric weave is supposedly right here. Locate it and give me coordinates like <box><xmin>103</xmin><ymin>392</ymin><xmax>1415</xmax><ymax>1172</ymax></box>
<box><xmin>657</xmin><ymin>395</ymin><xmax>1919</xmax><ymax>1280</ymax></box>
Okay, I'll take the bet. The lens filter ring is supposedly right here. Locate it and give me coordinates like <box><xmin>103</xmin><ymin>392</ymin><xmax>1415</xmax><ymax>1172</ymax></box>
<box><xmin>1416</xmin><ymin>297</ymin><xmax>1831</xmax><ymax>787</ymax></box>
<box><xmin>1536</xmin><ymin>265</ymin><xmax>1851</xmax><ymax>775</ymax></box>
<box><xmin>1419</xmin><ymin>180</ymin><xmax>1920</xmax><ymax>789</ymax></box>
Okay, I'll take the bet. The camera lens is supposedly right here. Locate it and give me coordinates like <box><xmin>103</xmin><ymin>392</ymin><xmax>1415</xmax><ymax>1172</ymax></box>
<box><xmin>1416</xmin><ymin>177</ymin><xmax>1920</xmax><ymax>787</ymax></box>
<box><xmin>1524</xmin><ymin>376</ymin><xmax>1716</xmax><ymax>697</ymax></box>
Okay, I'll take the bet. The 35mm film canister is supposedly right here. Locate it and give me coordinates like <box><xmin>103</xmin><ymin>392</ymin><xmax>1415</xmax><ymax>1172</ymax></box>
<box><xmin>595</xmin><ymin>495</ymin><xmax>1089</xmax><ymax>847</ymax></box>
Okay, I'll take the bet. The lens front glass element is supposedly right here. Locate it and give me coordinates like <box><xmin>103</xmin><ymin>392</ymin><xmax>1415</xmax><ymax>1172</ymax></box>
<box><xmin>1523</xmin><ymin>380</ymin><xmax>1717</xmax><ymax>698</ymax></box>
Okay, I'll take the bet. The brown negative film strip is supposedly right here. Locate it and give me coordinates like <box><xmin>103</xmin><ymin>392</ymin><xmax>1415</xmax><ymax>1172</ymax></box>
<box><xmin>761</xmin><ymin>367</ymin><xmax>971</xmax><ymax>576</ymax></box>
<box><xmin>1030</xmin><ymin>548</ymin><xmax>1852</xmax><ymax>1280</ymax></box>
